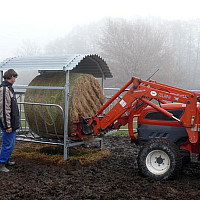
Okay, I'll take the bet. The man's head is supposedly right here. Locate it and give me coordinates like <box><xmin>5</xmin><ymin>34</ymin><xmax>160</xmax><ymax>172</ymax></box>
<box><xmin>3</xmin><ymin>69</ymin><xmax>18</xmax><ymax>84</ymax></box>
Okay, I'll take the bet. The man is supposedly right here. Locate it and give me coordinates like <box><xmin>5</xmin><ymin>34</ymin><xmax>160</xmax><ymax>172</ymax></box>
<box><xmin>0</xmin><ymin>69</ymin><xmax>20</xmax><ymax>172</ymax></box>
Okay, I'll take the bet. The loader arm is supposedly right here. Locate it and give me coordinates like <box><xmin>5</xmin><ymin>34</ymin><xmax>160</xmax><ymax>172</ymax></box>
<box><xmin>87</xmin><ymin>77</ymin><xmax>199</xmax><ymax>144</ymax></box>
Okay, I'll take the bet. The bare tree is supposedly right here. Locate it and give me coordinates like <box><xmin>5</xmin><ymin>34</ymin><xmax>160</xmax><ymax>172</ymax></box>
<box><xmin>99</xmin><ymin>18</ymin><xmax>176</xmax><ymax>87</ymax></box>
<box><xmin>164</xmin><ymin>19</ymin><xmax>200</xmax><ymax>89</ymax></box>
<box><xmin>14</xmin><ymin>40</ymin><xmax>40</xmax><ymax>84</ymax></box>
<box><xmin>42</xmin><ymin>17</ymin><xmax>200</xmax><ymax>89</ymax></box>
<box><xmin>45</xmin><ymin>21</ymin><xmax>104</xmax><ymax>55</ymax></box>
<box><xmin>15</xmin><ymin>39</ymin><xmax>41</xmax><ymax>56</ymax></box>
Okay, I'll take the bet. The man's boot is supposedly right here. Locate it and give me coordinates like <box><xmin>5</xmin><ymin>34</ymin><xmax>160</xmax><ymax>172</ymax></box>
<box><xmin>0</xmin><ymin>163</ymin><xmax>10</xmax><ymax>172</ymax></box>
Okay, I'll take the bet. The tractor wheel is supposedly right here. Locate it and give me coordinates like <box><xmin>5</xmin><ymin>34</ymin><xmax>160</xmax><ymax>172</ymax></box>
<box><xmin>138</xmin><ymin>138</ymin><xmax>182</xmax><ymax>180</ymax></box>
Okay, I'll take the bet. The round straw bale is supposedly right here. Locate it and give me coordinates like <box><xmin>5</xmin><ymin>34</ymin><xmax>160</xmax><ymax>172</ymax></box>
<box><xmin>24</xmin><ymin>72</ymin><xmax>105</xmax><ymax>140</ymax></box>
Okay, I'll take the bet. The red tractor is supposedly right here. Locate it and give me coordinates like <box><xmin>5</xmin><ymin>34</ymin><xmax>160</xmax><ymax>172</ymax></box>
<box><xmin>72</xmin><ymin>77</ymin><xmax>200</xmax><ymax>180</ymax></box>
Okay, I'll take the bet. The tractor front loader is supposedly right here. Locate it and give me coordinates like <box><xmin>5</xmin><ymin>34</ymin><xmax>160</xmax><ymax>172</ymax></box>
<box><xmin>72</xmin><ymin>77</ymin><xmax>200</xmax><ymax>180</ymax></box>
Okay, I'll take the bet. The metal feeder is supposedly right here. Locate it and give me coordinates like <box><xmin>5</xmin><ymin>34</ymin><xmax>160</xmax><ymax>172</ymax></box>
<box><xmin>0</xmin><ymin>54</ymin><xmax>112</xmax><ymax>160</ymax></box>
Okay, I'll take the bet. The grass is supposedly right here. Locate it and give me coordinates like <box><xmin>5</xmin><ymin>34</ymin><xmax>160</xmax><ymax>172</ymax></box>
<box><xmin>109</xmin><ymin>118</ymin><xmax>138</xmax><ymax>137</ymax></box>
<box><xmin>111</xmin><ymin>130</ymin><xmax>129</xmax><ymax>136</ymax></box>
<box><xmin>39</xmin><ymin>146</ymin><xmax>63</xmax><ymax>155</ymax></box>
<box><xmin>12</xmin><ymin>142</ymin><xmax>111</xmax><ymax>165</ymax></box>
<box><xmin>39</xmin><ymin>145</ymin><xmax>97</xmax><ymax>157</ymax></box>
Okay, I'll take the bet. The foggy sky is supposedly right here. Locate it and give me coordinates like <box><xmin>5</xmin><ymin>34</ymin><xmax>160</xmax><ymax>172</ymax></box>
<box><xmin>0</xmin><ymin>0</ymin><xmax>200</xmax><ymax>62</ymax></box>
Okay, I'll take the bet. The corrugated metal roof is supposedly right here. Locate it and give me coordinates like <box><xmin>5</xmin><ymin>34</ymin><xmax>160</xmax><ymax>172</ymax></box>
<box><xmin>0</xmin><ymin>54</ymin><xmax>112</xmax><ymax>78</ymax></box>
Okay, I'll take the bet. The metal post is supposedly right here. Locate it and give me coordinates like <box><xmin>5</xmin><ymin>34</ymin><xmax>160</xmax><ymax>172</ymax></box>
<box><xmin>100</xmin><ymin>138</ymin><xmax>103</xmax><ymax>150</ymax></box>
<box><xmin>102</xmin><ymin>74</ymin><xmax>105</xmax><ymax>92</ymax></box>
<box><xmin>64</xmin><ymin>70</ymin><xmax>70</xmax><ymax>160</ymax></box>
<box><xmin>0</xmin><ymin>71</ymin><xmax>3</xmax><ymax>84</ymax></box>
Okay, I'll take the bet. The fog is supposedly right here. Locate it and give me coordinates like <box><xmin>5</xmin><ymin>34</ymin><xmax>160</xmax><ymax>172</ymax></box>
<box><xmin>1</xmin><ymin>0</ymin><xmax>200</xmax><ymax>89</ymax></box>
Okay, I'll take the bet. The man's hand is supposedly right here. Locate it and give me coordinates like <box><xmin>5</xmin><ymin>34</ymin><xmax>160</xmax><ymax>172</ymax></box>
<box><xmin>6</xmin><ymin>128</ymin><xmax>12</xmax><ymax>133</ymax></box>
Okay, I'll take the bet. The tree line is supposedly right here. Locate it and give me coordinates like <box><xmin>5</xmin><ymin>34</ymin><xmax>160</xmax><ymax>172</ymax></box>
<box><xmin>16</xmin><ymin>17</ymin><xmax>200</xmax><ymax>90</ymax></box>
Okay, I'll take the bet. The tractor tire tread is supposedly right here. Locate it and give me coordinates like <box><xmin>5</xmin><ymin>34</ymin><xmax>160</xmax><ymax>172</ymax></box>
<box><xmin>137</xmin><ymin>138</ymin><xmax>182</xmax><ymax>180</ymax></box>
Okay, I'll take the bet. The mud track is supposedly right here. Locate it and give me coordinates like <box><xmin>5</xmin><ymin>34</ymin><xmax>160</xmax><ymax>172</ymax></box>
<box><xmin>0</xmin><ymin>136</ymin><xmax>200</xmax><ymax>200</ymax></box>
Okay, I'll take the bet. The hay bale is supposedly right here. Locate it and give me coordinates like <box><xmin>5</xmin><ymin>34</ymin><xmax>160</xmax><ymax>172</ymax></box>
<box><xmin>24</xmin><ymin>72</ymin><xmax>105</xmax><ymax>140</ymax></box>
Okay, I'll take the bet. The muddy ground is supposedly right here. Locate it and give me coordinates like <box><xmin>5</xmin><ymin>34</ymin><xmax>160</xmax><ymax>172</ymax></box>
<box><xmin>0</xmin><ymin>136</ymin><xmax>200</xmax><ymax>200</ymax></box>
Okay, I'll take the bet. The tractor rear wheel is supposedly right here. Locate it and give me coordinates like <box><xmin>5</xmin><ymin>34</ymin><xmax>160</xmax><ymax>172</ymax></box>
<box><xmin>138</xmin><ymin>138</ymin><xmax>182</xmax><ymax>180</ymax></box>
